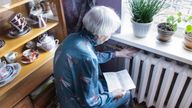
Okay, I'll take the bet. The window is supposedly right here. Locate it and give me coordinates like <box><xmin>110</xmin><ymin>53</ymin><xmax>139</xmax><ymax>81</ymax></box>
<box><xmin>121</xmin><ymin>0</ymin><xmax>192</xmax><ymax>38</ymax></box>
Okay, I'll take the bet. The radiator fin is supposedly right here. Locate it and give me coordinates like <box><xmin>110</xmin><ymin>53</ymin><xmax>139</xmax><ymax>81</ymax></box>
<box><xmin>146</xmin><ymin>59</ymin><xmax>164</xmax><ymax>106</ymax></box>
<box><xmin>179</xmin><ymin>76</ymin><xmax>192</xmax><ymax>108</ymax></box>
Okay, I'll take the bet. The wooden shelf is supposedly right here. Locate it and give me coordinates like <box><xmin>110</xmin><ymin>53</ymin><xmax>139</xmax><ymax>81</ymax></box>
<box><xmin>0</xmin><ymin>49</ymin><xmax>56</xmax><ymax>97</ymax></box>
<box><xmin>0</xmin><ymin>21</ymin><xmax>58</xmax><ymax>58</ymax></box>
<box><xmin>0</xmin><ymin>0</ymin><xmax>66</xmax><ymax>107</ymax></box>
<box><xmin>0</xmin><ymin>0</ymin><xmax>30</xmax><ymax>13</ymax></box>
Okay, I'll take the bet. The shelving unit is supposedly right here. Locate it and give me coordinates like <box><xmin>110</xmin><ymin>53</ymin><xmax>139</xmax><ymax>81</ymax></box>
<box><xmin>0</xmin><ymin>21</ymin><xmax>58</xmax><ymax>57</ymax></box>
<box><xmin>0</xmin><ymin>0</ymin><xmax>67</xmax><ymax>107</ymax></box>
<box><xmin>0</xmin><ymin>49</ymin><xmax>55</xmax><ymax>97</ymax></box>
<box><xmin>0</xmin><ymin>0</ymin><xmax>30</xmax><ymax>13</ymax></box>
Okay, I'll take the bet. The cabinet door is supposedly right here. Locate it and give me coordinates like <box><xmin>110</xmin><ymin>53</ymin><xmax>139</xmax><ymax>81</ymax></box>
<box><xmin>33</xmin><ymin>84</ymin><xmax>55</xmax><ymax>108</ymax></box>
<box><xmin>13</xmin><ymin>96</ymin><xmax>33</xmax><ymax>108</ymax></box>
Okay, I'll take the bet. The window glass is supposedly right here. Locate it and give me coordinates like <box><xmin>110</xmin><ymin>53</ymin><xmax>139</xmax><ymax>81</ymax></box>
<box><xmin>121</xmin><ymin>0</ymin><xmax>192</xmax><ymax>38</ymax></box>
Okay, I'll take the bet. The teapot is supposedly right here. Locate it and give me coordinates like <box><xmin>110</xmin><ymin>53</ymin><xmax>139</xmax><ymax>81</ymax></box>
<box><xmin>38</xmin><ymin>34</ymin><xmax>52</xmax><ymax>43</ymax></box>
<box><xmin>37</xmin><ymin>35</ymin><xmax>59</xmax><ymax>51</ymax></box>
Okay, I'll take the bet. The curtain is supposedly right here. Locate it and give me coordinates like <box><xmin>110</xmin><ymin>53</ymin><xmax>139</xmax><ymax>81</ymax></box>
<box><xmin>62</xmin><ymin>0</ymin><xmax>95</xmax><ymax>34</ymax></box>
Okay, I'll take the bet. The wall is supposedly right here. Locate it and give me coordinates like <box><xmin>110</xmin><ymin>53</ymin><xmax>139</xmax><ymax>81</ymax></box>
<box><xmin>95</xmin><ymin>0</ymin><xmax>121</xmax><ymax>18</ymax></box>
<box><xmin>95</xmin><ymin>0</ymin><xmax>122</xmax><ymax>33</ymax></box>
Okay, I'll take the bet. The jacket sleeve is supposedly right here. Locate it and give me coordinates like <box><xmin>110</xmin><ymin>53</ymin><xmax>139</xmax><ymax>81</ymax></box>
<box><xmin>79</xmin><ymin>57</ymin><xmax>114</xmax><ymax>107</ymax></box>
<box><xmin>96</xmin><ymin>51</ymin><xmax>115</xmax><ymax>64</ymax></box>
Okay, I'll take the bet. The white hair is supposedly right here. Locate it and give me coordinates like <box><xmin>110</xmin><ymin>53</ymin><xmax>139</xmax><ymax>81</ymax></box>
<box><xmin>82</xmin><ymin>6</ymin><xmax>121</xmax><ymax>37</ymax></box>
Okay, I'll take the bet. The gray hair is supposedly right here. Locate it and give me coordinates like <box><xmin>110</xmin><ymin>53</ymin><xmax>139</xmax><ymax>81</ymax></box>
<box><xmin>82</xmin><ymin>6</ymin><xmax>121</xmax><ymax>37</ymax></box>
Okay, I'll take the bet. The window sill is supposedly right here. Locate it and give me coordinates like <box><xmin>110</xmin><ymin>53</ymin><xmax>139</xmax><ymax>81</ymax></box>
<box><xmin>111</xmin><ymin>30</ymin><xmax>192</xmax><ymax>65</ymax></box>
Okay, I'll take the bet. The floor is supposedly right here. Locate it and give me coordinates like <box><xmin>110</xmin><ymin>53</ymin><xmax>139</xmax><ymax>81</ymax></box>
<box><xmin>47</xmin><ymin>97</ymin><xmax>148</xmax><ymax>108</ymax></box>
<box><xmin>133</xmin><ymin>103</ymin><xmax>147</xmax><ymax>108</ymax></box>
<box><xmin>129</xmin><ymin>99</ymin><xmax>147</xmax><ymax>108</ymax></box>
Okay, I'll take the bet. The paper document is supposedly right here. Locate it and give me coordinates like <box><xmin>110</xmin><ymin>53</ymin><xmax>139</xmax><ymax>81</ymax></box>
<box><xmin>103</xmin><ymin>69</ymin><xmax>136</xmax><ymax>92</ymax></box>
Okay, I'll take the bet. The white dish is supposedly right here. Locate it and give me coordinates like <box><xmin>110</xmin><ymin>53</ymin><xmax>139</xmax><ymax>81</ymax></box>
<box><xmin>0</xmin><ymin>63</ymin><xmax>21</xmax><ymax>87</ymax></box>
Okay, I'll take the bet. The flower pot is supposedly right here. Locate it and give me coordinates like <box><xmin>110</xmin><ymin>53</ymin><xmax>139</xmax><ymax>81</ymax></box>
<box><xmin>131</xmin><ymin>19</ymin><xmax>152</xmax><ymax>38</ymax></box>
<box><xmin>157</xmin><ymin>23</ymin><xmax>174</xmax><ymax>42</ymax></box>
<box><xmin>184</xmin><ymin>33</ymin><xmax>192</xmax><ymax>50</ymax></box>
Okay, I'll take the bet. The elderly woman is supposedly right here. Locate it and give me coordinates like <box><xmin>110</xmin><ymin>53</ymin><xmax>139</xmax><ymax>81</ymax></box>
<box><xmin>54</xmin><ymin>6</ymin><xmax>137</xmax><ymax>108</ymax></box>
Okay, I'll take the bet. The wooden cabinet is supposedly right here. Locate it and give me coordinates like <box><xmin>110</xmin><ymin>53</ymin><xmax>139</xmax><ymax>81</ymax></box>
<box><xmin>33</xmin><ymin>83</ymin><xmax>55</xmax><ymax>108</ymax></box>
<box><xmin>13</xmin><ymin>96</ymin><xmax>33</xmax><ymax>108</ymax></box>
<box><xmin>0</xmin><ymin>0</ymin><xmax>67</xmax><ymax>107</ymax></box>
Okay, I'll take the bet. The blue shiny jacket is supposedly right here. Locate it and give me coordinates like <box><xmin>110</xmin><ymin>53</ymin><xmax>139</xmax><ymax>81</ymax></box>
<box><xmin>53</xmin><ymin>30</ymin><xmax>115</xmax><ymax>108</ymax></box>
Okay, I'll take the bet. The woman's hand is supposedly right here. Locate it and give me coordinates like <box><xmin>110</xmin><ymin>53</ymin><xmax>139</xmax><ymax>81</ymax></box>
<box><xmin>115</xmin><ymin>48</ymin><xmax>138</xmax><ymax>58</ymax></box>
<box><xmin>112</xmin><ymin>89</ymin><xmax>126</xmax><ymax>99</ymax></box>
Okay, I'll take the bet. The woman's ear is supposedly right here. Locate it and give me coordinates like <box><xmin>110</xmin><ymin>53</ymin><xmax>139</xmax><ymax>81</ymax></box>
<box><xmin>96</xmin><ymin>36</ymin><xmax>103</xmax><ymax>41</ymax></box>
<box><xmin>99</xmin><ymin>36</ymin><xmax>110</xmax><ymax>41</ymax></box>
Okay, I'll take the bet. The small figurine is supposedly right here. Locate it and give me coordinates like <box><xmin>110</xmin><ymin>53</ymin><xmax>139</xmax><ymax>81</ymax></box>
<box><xmin>29</xmin><ymin>13</ymin><xmax>47</xmax><ymax>28</ymax></box>
<box><xmin>29</xmin><ymin>2</ymin><xmax>43</xmax><ymax>16</ymax></box>
<box><xmin>36</xmin><ymin>14</ymin><xmax>47</xmax><ymax>28</ymax></box>
<box><xmin>29</xmin><ymin>1</ymin><xmax>52</xmax><ymax>15</ymax></box>
<box><xmin>40</xmin><ymin>1</ymin><xmax>51</xmax><ymax>13</ymax></box>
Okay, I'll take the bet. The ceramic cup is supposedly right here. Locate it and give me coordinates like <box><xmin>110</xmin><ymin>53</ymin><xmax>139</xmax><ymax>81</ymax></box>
<box><xmin>21</xmin><ymin>49</ymin><xmax>39</xmax><ymax>64</ymax></box>
<box><xmin>4</xmin><ymin>52</ymin><xmax>18</xmax><ymax>63</ymax></box>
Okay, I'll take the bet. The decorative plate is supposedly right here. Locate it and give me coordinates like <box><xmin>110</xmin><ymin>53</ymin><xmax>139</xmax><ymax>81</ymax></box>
<box><xmin>0</xmin><ymin>63</ymin><xmax>21</xmax><ymax>87</ymax></box>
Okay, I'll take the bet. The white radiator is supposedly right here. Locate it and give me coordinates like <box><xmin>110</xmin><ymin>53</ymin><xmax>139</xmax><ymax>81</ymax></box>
<box><xmin>103</xmin><ymin>41</ymin><xmax>192</xmax><ymax>108</ymax></box>
<box><xmin>129</xmin><ymin>52</ymin><xmax>192</xmax><ymax>108</ymax></box>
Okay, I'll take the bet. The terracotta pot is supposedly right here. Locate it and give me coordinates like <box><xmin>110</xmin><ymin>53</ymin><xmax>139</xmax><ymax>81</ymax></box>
<box><xmin>184</xmin><ymin>33</ymin><xmax>192</xmax><ymax>49</ymax></box>
<box><xmin>157</xmin><ymin>23</ymin><xmax>174</xmax><ymax>42</ymax></box>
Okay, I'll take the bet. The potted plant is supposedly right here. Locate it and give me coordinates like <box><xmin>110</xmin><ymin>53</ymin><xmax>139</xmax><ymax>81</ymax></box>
<box><xmin>129</xmin><ymin>0</ymin><xmax>165</xmax><ymax>38</ymax></box>
<box><xmin>184</xmin><ymin>19</ymin><xmax>192</xmax><ymax>50</ymax></box>
<box><xmin>157</xmin><ymin>12</ymin><xmax>182</xmax><ymax>42</ymax></box>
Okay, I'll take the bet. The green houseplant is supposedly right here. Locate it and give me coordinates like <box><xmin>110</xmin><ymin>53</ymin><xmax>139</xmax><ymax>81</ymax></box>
<box><xmin>129</xmin><ymin>0</ymin><xmax>165</xmax><ymax>38</ymax></box>
<box><xmin>184</xmin><ymin>16</ymin><xmax>192</xmax><ymax>50</ymax></box>
<box><xmin>157</xmin><ymin>12</ymin><xmax>182</xmax><ymax>42</ymax></box>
